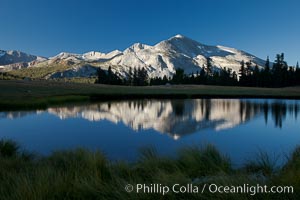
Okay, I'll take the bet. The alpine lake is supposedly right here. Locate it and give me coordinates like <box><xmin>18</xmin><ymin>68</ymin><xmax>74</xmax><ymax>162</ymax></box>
<box><xmin>0</xmin><ymin>98</ymin><xmax>299</xmax><ymax>166</ymax></box>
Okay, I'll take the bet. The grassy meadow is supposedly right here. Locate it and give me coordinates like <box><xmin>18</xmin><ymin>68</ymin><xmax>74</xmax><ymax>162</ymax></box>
<box><xmin>0</xmin><ymin>139</ymin><xmax>298</xmax><ymax>199</ymax></box>
<box><xmin>1</xmin><ymin>80</ymin><xmax>300</xmax><ymax>110</ymax></box>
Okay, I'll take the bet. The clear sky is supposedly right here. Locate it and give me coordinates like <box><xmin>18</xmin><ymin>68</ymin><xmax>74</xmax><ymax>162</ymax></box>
<box><xmin>0</xmin><ymin>0</ymin><xmax>299</xmax><ymax>65</ymax></box>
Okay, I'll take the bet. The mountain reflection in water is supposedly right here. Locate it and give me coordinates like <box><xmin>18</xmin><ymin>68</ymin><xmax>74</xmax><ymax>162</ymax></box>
<box><xmin>1</xmin><ymin>99</ymin><xmax>299</xmax><ymax>140</ymax></box>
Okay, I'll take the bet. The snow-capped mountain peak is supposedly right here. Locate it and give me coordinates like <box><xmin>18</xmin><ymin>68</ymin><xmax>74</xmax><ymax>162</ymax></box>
<box><xmin>82</xmin><ymin>51</ymin><xmax>105</xmax><ymax>60</ymax></box>
<box><xmin>124</xmin><ymin>43</ymin><xmax>151</xmax><ymax>53</ymax></box>
<box><xmin>173</xmin><ymin>34</ymin><xmax>185</xmax><ymax>39</ymax></box>
<box><xmin>50</xmin><ymin>52</ymin><xmax>81</xmax><ymax>60</ymax></box>
<box><xmin>0</xmin><ymin>49</ymin><xmax>47</xmax><ymax>71</ymax></box>
<box><xmin>0</xmin><ymin>35</ymin><xmax>267</xmax><ymax>79</ymax></box>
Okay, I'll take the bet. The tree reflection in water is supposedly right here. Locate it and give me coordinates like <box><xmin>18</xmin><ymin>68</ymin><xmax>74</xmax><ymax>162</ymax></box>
<box><xmin>0</xmin><ymin>99</ymin><xmax>299</xmax><ymax>139</ymax></box>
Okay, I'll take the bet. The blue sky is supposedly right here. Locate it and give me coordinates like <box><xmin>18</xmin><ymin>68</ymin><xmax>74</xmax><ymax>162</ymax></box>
<box><xmin>0</xmin><ymin>0</ymin><xmax>299</xmax><ymax>65</ymax></box>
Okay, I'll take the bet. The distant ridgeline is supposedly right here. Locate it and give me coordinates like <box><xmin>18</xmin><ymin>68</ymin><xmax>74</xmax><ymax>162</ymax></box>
<box><xmin>95</xmin><ymin>53</ymin><xmax>300</xmax><ymax>88</ymax></box>
<box><xmin>0</xmin><ymin>35</ymin><xmax>299</xmax><ymax>87</ymax></box>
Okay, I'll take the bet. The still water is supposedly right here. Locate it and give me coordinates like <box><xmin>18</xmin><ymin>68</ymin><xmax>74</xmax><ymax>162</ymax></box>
<box><xmin>0</xmin><ymin>99</ymin><xmax>299</xmax><ymax>165</ymax></box>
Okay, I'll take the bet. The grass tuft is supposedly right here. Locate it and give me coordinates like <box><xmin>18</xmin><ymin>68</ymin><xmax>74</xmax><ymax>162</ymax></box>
<box><xmin>0</xmin><ymin>139</ymin><xmax>20</xmax><ymax>158</ymax></box>
<box><xmin>244</xmin><ymin>151</ymin><xmax>280</xmax><ymax>177</ymax></box>
<box><xmin>177</xmin><ymin>145</ymin><xmax>232</xmax><ymax>177</ymax></box>
<box><xmin>0</xmin><ymin>139</ymin><xmax>299</xmax><ymax>199</ymax></box>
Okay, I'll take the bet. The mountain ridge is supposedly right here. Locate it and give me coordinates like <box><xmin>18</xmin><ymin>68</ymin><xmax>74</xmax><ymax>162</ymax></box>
<box><xmin>0</xmin><ymin>35</ymin><xmax>267</xmax><ymax>79</ymax></box>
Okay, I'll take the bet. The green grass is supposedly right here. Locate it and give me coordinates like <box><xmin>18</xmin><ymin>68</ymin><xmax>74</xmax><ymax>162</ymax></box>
<box><xmin>6</xmin><ymin>64</ymin><xmax>73</xmax><ymax>79</ymax></box>
<box><xmin>243</xmin><ymin>151</ymin><xmax>280</xmax><ymax>177</ymax></box>
<box><xmin>0</xmin><ymin>80</ymin><xmax>300</xmax><ymax>110</ymax></box>
<box><xmin>0</xmin><ymin>140</ymin><xmax>299</xmax><ymax>199</ymax></box>
<box><xmin>52</xmin><ymin>77</ymin><xmax>98</xmax><ymax>84</ymax></box>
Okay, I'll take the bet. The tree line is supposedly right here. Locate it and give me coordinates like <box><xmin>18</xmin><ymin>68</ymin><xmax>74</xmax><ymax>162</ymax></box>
<box><xmin>239</xmin><ymin>54</ymin><xmax>300</xmax><ymax>87</ymax></box>
<box><xmin>95</xmin><ymin>53</ymin><xmax>300</xmax><ymax>87</ymax></box>
<box><xmin>95</xmin><ymin>66</ymin><xmax>148</xmax><ymax>86</ymax></box>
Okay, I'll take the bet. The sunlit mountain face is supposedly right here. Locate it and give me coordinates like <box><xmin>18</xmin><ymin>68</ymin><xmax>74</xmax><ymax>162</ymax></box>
<box><xmin>1</xmin><ymin>99</ymin><xmax>298</xmax><ymax>140</ymax></box>
<box><xmin>0</xmin><ymin>35</ymin><xmax>266</xmax><ymax>79</ymax></box>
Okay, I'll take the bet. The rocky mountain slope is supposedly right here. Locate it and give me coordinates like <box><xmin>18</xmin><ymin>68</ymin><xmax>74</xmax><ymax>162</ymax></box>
<box><xmin>0</xmin><ymin>50</ymin><xmax>46</xmax><ymax>71</ymax></box>
<box><xmin>1</xmin><ymin>35</ymin><xmax>266</xmax><ymax>79</ymax></box>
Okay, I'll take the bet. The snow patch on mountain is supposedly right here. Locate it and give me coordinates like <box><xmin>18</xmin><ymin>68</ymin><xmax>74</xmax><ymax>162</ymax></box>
<box><xmin>49</xmin><ymin>52</ymin><xmax>82</xmax><ymax>61</ymax></box>
<box><xmin>174</xmin><ymin>34</ymin><xmax>184</xmax><ymax>38</ymax></box>
<box><xmin>82</xmin><ymin>50</ymin><xmax>121</xmax><ymax>61</ymax></box>
<box><xmin>217</xmin><ymin>45</ymin><xmax>238</xmax><ymax>54</ymax></box>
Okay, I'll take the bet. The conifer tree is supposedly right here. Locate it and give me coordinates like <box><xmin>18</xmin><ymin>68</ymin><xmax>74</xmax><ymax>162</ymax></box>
<box><xmin>127</xmin><ymin>67</ymin><xmax>133</xmax><ymax>85</ymax></box>
<box><xmin>296</xmin><ymin>61</ymin><xmax>300</xmax><ymax>85</ymax></box>
<box><xmin>260</xmin><ymin>56</ymin><xmax>271</xmax><ymax>87</ymax></box>
<box><xmin>205</xmin><ymin>57</ymin><xmax>212</xmax><ymax>77</ymax></box>
<box><xmin>172</xmin><ymin>68</ymin><xmax>185</xmax><ymax>84</ymax></box>
<box><xmin>239</xmin><ymin>60</ymin><xmax>246</xmax><ymax>86</ymax></box>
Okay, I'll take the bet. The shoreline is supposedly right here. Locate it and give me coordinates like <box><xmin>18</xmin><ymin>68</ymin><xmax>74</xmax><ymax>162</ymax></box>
<box><xmin>1</xmin><ymin>80</ymin><xmax>300</xmax><ymax>110</ymax></box>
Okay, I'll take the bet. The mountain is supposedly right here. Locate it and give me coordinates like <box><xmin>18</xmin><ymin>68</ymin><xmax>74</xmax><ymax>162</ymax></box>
<box><xmin>0</xmin><ymin>50</ymin><xmax>46</xmax><ymax>71</ymax></box>
<box><xmin>115</xmin><ymin>35</ymin><xmax>267</xmax><ymax>78</ymax></box>
<box><xmin>1</xmin><ymin>35</ymin><xmax>266</xmax><ymax>79</ymax></box>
